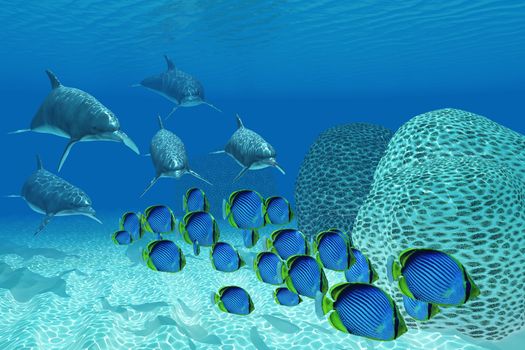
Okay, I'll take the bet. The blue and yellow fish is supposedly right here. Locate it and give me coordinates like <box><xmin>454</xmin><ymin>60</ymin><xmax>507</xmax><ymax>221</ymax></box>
<box><xmin>253</xmin><ymin>251</ymin><xmax>286</xmax><ymax>285</ymax></box>
<box><xmin>283</xmin><ymin>254</ymin><xmax>328</xmax><ymax>298</ymax></box>
<box><xmin>266</xmin><ymin>229</ymin><xmax>309</xmax><ymax>260</ymax></box>
<box><xmin>313</xmin><ymin>229</ymin><xmax>354</xmax><ymax>271</ymax></box>
<box><xmin>210</xmin><ymin>242</ymin><xmax>245</xmax><ymax>272</ymax></box>
<box><xmin>112</xmin><ymin>230</ymin><xmax>132</xmax><ymax>245</ymax></box>
<box><xmin>402</xmin><ymin>295</ymin><xmax>440</xmax><ymax>321</ymax></box>
<box><xmin>388</xmin><ymin>248</ymin><xmax>480</xmax><ymax>306</ymax></box>
<box><xmin>344</xmin><ymin>248</ymin><xmax>377</xmax><ymax>283</ymax></box>
<box><xmin>264</xmin><ymin>196</ymin><xmax>294</xmax><ymax>225</ymax></box>
<box><xmin>318</xmin><ymin>282</ymin><xmax>407</xmax><ymax>341</ymax></box>
<box><xmin>242</xmin><ymin>229</ymin><xmax>259</xmax><ymax>248</ymax></box>
<box><xmin>223</xmin><ymin>189</ymin><xmax>266</xmax><ymax>229</ymax></box>
<box><xmin>182</xmin><ymin>187</ymin><xmax>210</xmax><ymax>213</ymax></box>
<box><xmin>179</xmin><ymin>211</ymin><xmax>220</xmax><ymax>253</ymax></box>
<box><xmin>141</xmin><ymin>205</ymin><xmax>176</xmax><ymax>235</ymax></box>
<box><xmin>119</xmin><ymin>212</ymin><xmax>143</xmax><ymax>240</ymax></box>
<box><xmin>142</xmin><ymin>239</ymin><xmax>186</xmax><ymax>273</ymax></box>
<box><xmin>212</xmin><ymin>286</ymin><xmax>254</xmax><ymax>315</ymax></box>
<box><xmin>274</xmin><ymin>287</ymin><xmax>302</xmax><ymax>307</ymax></box>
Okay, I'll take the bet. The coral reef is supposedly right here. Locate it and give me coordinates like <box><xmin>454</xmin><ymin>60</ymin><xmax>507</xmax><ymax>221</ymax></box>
<box><xmin>294</xmin><ymin>123</ymin><xmax>393</xmax><ymax>238</ymax></box>
<box><xmin>352</xmin><ymin>108</ymin><xmax>525</xmax><ymax>341</ymax></box>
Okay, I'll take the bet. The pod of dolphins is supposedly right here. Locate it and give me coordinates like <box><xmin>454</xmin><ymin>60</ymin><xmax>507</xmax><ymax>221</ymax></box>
<box><xmin>111</xmin><ymin>187</ymin><xmax>481</xmax><ymax>342</ymax></box>
<box><xmin>7</xmin><ymin>56</ymin><xmax>285</xmax><ymax>234</ymax></box>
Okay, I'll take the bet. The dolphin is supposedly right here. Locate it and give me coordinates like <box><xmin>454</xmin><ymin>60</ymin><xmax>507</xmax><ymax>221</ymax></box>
<box><xmin>10</xmin><ymin>70</ymin><xmax>139</xmax><ymax>171</ymax></box>
<box><xmin>136</xmin><ymin>55</ymin><xmax>221</xmax><ymax>119</ymax></box>
<box><xmin>7</xmin><ymin>156</ymin><xmax>102</xmax><ymax>235</ymax></box>
<box><xmin>140</xmin><ymin>116</ymin><xmax>211</xmax><ymax>197</ymax></box>
<box><xmin>212</xmin><ymin>114</ymin><xmax>285</xmax><ymax>182</ymax></box>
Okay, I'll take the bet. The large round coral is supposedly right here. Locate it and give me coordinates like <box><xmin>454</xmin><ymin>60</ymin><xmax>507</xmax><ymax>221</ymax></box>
<box><xmin>352</xmin><ymin>108</ymin><xmax>525</xmax><ymax>341</ymax></box>
<box><xmin>294</xmin><ymin>123</ymin><xmax>393</xmax><ymax>239</ymax></box>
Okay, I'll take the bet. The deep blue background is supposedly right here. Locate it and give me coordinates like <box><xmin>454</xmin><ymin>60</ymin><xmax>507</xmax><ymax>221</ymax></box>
<box><xmin>1</xmin><ymin>1</ymin><xmax>524</xmax><ymax>219</ymax></box>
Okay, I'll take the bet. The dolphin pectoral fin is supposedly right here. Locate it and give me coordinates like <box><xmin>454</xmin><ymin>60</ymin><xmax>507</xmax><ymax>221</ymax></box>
<box><xmin>232</xmin><ymin>167</ymin><xmax>249</xmax><ymax>183</ymax></box>
<box><xmin>34</xmin><ymin>214</ymin><xmax>53</xmax><ymax>236</ymax></box>
<box><xmin>188</xmin><ymin>170</ymin><xmax>212</xmax><ymax>186</ymax></box>
<box><xmin>140</xmin><ymin>176</ymin><xmax>160</xmax><ymax>198</ymax></box>
<box><xmin>8</xmin><ymin>129</ymin><xmax>31</xmax><ymax>135</ymax></box>
<box><xmin>84</xmin><ymin>213</ymin><xmax>103</xmax><ymax>224</ymax></box>
<box><xmin>131</xmin><ymin>83</ymin><xmax>141</xmax><ymax>88</ymax></box>
<box><xmin>274</xmin><ymin>163</ymin><xmax>286</xmax><ymax>175</ymax></box>
<box><xmin>165</xmin><ymin>106</ymin><xmax>179</xmax><ymax>121</ymax></box>
<box><xmin>4</xmin><ymin>195</ymin><xmax>22</xmax><ymax>198</ymax></box>
<box><xmin>114</xmin><ymin>131</ymin><xmax>140</xmax><ymax>155</ymax></box>
<box><xmin>204</xmin><ymin>102</ymin><xmax>222</xmax><ymax>113</ymax></box>
<box><xmin>209</xmin><ymin>150</ymin><xmax>225</xmax><ymax>155</ymax></box>
<box><xmin>58</xmin><ymin>139</ymin><xmax>80</xmax><ymax>172</ymax></box>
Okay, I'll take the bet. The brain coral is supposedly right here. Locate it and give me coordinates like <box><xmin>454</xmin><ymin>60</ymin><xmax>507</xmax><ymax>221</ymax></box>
<box><xmin>294</xmin><ymin>123</ymin><xmax>393</xmax><ymax>239</ymax></box>
<box><xmin>352</xmin><ymin>108</ymin><xmax>525</xmax><ymax>341</ymax></box>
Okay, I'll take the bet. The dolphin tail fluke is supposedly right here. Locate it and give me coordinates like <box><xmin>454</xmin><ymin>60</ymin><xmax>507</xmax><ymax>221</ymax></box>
<box><xmin>8</xmin><ymin>129</ymin><xmax>31</xmax><ymax>135</ymax></box>
<box><xmin>140</xmin><ymin>176</ymin><xmax>160</xmax><ymax>198</ymax></box>
<box><xmin>205</xmin><ymin>102</ymin><xmax>222</xmax><ymax>113</ymax></box>
<box><xmin>45</xmin><ymin>70</ymin><xmax>62</xmax><ymax>89</ymax></box>
<box><xmin>58</xmin><ymin>139</ymin><xmax>79</xmax><ymax>172</ymax></box>
<box><xmin>232</xmin><ymin>167</ymin><xmax>249</xmax><ymax>183</ymax></box>
<box><xmin>188</xmin><ymin>170</ymin><xmax>212</xmax><ymax>186</ymax></box>
<box><xmin>165</xmin><ymin>106</ymin><xmax>179</xmax><ymax>121</ymax></box>
<box><xmin>34</xmin><ymin>214</ymin><xmax>53</xmax><ymax>236</ymax></box>
<box><xmin>274</xmin><ymin>163</ymin><xmax>286</xmax><ymax>175</ymax></box>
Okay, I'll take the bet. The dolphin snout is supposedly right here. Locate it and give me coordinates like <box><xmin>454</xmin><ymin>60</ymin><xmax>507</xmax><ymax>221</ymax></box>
<box><xmin>113</xmin><ymin>130</ymin><xmax>140</xmax><ymax>155</ymax></box>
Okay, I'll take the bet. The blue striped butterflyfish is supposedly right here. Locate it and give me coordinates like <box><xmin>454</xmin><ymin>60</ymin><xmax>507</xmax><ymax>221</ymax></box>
<box><xmin>212</xmin><ymin>286</ymin><xmax>254</xmax><ymax>315</ymax></box>
<box><xmin>119</xmin><ymin>212</ymin><xmax>143</xmax><ymax>240</ymax></box>
<box><xmin>141</xmin><ymin>205</ymin><xmax>176</xmax><ymax>234</ymax></box>
<box><xmin>402</xmin><ymin>295</ymin><xmax>440</xmax><ymax>321</ymax></box>
<box><xmin>318</xmin><ymin>282</ymin><xmax>407</xmax><ymax>341</ymax></box>
<box><xmin>223</xmin><ymin>189</ymin><xmax>266</xmax><ymax>229</ymax></box>
<box><xmin>267</xmin><ymin>229</ymin><xmax>309</xmax><ymax>260</ymax></box>
<box><xmin>112</xmin><ymin>230</ymin><xmax>132</xmax><ymax>245</ymax></box>
<box><xmin>313</xmin><ymin>229</ymin><xmax>354</xmax><ymax>271</ymax></box>
<box><xmin>389</xmin><ymin>248</ymin><xmax>480</xmax><ymax>306</ymax></box>
<box><xmin>344</xmin><ymin>248</ymin><xmax>378</xmax><ymax>283</ymax></box>
<box><xmin>283</xmin><ymin>254</ymin><xmax>328</xmax><ymax>298</ymax></box>
<box><xmin>142</xmin><ymin>239</ymin><xmax>185</xmax><ymax>273</ymax></box>
<box><xmin>253</xmin><ymin>251</ymin><xmax>286</xmax><ymax>285</ymax></box>
<box><xmin>264</xmin><ymin>196</ymin><xmax>294</xmax><ymax>225</ymax></box>
<box><xmin>179</xmin><ymin>211</ymin><xmax>220</xmax><ymax>249</ymax></box>
<box><xmin>210</xmin><ymin>242</ymin><xmax>245</xmax><ymax>272</ymax></box>
<box><xmin>274</xmin><ymin>287</ymin><xmax>302</xmax><ymax>307</ymax></box>
<box><xmin>182</xmin><ymin>187</ymin><xmax>210</xmax><ymax>213</ymax></box>
<box><xmin>242</xmin><ymin>229</ymin><xmax>259</xmax><ymax>248</ymax></box>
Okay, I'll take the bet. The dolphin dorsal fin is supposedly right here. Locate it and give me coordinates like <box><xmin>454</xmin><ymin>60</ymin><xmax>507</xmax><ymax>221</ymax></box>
<box><xmin>45</xmin><ymin>70</ymin><xmax>61</xmax><ymax>89</ymax></box>
<box><xmin>157</xmin><ymin>115</ymin><xmax>164</xmax><ymax>129</ymax></box>
<box><xmin>36</xmin><ymin>155</ymin><xmax>43</xmax><ymax>170</ymax></box>
<box><xmin>164</xmin><ymin>55</ymin><xmax>175</xmax><ymax>71</ymax></box>
<box><xmin>236</xmin><ymin>114</ymin><xmax>244</xmax><ymax>129</ymax></box>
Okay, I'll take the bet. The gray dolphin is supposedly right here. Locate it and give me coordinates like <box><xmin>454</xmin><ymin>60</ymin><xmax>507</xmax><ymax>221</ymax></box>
<box><xmin>212</xmin><ymin>114</ymin><xmax>285</xmax><ymax>182</ymax></box>
<box><xmin>140</xmin><ymin>116</ymin><xmax>211</xmax><ymax>197</ymax></box>
<box><xmin>10</xmin><ymin>70</ymin><xmax>139</xmax><ymax>171</ymax></box>
<box><xmin>7</xmin><ymin>156</ymin><xmax>101</xmax><ymax>235</ymax></box>
<box><xmin>136</xmin><ymin>55</ymin><xmax>221</xmax><ymax>119</ymax></box>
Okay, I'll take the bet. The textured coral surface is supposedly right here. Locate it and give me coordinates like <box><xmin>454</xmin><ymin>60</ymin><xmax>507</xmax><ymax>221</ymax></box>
<box><xmin>352</xmin><ymin>109</ymin><xmax>525</xmax><ymax>341</ymax></box>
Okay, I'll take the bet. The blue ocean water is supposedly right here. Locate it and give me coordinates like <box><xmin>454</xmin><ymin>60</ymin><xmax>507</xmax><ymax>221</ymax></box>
<box><xmin>1</xmin><ymin>1</ymin><xmax>524</xmax><ymax>349</ymax></box>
